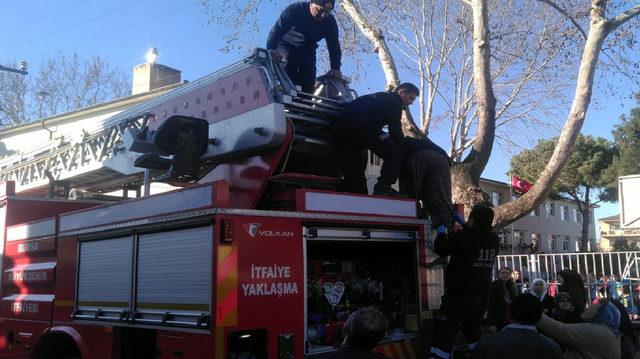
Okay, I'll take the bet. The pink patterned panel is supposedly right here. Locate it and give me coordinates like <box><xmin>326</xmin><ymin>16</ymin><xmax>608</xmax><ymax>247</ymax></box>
<box><xmin>148</xmin><ymin>66</ymin><xmax>271</xmax><ymax>132</ymax></box>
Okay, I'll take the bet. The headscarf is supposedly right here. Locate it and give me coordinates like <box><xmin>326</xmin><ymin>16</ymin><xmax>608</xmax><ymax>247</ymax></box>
<box><xmin>531</xmin><ymin>278</ymin><xmax>549</xmax><ymax>300</ymax></box>
<box><xmin>552</xmin><ymin>292</ymin><xmax>581</xmax><ymax>323</ymax></box>
<box><xmin>583</xmin><ymin>301</ymin><xmax>621</xmax><ymax>337</ymax></box>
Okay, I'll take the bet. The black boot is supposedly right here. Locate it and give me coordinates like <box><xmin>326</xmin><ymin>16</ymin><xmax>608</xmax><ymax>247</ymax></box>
<box><xmin>373</xmin><ymin>183</ymin><xmax>406</xmax><ymax>197</ymax></box>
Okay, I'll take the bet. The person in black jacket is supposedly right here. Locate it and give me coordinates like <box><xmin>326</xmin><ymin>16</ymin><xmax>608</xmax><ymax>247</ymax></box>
<box><xmin>428</xmin><ymin>204</ymin><xmax>500</xmax><ymax>359</ymax></box>
<box><xmin>330</xmin><ymin>83</ymin><xmax>419</xmax><ymax>196</ymax></box>
<box><xmin>487</xmin><ymin>267</ymin><xmax>518</xmax><ymax>331</ymax></box>
<box><xmin>267</xmin><ymin>0</ymin><xmax>342</xmax><ymax>92</ymax></box>
<box><xmin>472</xmin><ymin>294</ymin><xmax>562</xmax><ymax>359</ymax></box>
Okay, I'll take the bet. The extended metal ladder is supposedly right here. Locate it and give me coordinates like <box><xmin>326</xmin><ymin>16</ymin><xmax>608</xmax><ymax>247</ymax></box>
<box><xmin>0</xmin><ymin>48</ymin><xmax>355</xmax><ymax>194</ymax></box>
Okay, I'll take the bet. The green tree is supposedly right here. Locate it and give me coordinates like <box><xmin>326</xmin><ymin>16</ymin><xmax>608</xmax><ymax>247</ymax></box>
<box><xmin>611</xmin><ymin>93</ymin><xmax>640</xmax><ymax>178</ymax></box>
<box><xmin>510</xmin><ymin>134</ymin><xmax>616</xmax><ymax>252</ymax></box>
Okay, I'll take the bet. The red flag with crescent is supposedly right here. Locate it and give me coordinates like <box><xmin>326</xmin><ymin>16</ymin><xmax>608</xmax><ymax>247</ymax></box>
<box><xmin>511</xmin><ymin>175</ymin><xmax>533</xmax><ymax>194</ymax></box>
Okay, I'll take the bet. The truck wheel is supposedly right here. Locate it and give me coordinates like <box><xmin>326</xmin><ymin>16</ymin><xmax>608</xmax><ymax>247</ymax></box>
<box><xmin>31</xmin><ymin>332</ymin><xmax>82</xmax><ymax>359</ymax></box>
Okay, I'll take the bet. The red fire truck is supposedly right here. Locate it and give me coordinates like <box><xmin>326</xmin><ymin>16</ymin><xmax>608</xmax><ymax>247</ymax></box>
<box><xmin>0</xmin><ymin>49</ymin><xmax>441</xmax><ymax>359</ymax></box>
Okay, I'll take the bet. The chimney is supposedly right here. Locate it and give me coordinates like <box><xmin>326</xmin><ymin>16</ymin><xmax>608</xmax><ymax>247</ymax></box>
<box><xmin>131</xmin><ymin>48</ymin><xmax>181</xmax><ymax>95</ymax></box>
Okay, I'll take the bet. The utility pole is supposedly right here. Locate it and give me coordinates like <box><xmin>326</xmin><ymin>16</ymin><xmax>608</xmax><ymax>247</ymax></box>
<box><xmin>0</xmin><ymin>61</ymin><xmax>28</xmax><ymax>75</ymax></box>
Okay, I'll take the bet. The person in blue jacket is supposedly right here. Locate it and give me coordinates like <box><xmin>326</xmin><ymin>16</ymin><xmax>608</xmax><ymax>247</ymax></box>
<box><xmin>266</xmin><ymin>0</ymin><xmax>342</xmax><ymax>93</ymax></box>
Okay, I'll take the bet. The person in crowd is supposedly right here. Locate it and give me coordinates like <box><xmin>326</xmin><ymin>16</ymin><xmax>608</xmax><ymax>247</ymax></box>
<box><xmin>487</xmin><ymin>267</ymin><xmax>517</xmax><ymax>331</ymax></box>
<box><xmin>557</xmin><ymin>269</ymin><xmax>587</xmax><ymax>316</ymax></box>
<box><xmin>606</xmin><ymin>297</ymin><xmax>638</xmax><ymax>359</ymax></box>
<box><xmin>472</xmin><ymin>293</ymin><xmax>562</xmax><ymax>359</ymax></box>
<box><xmin>314</xmin><ymin>307</ymin><xmax>390</xmax><ymax>359</ymax></box>
<box><xmin>522</xmin><ymin>277</ymin><xmax>531</xmax><ymax>294</ymax></box>
<box><xmin>428</xmin><ymin>205</ymin><xmax>500</xmax><ymax>359</ymax></box>
<box><xmin>330</xmin><ymin>83</ymin><xmax>419</xmax><ymax>196</ymax></box>
<box><xmin>538</xmin><ymin>299</ymin><xmax>621</xmax><ymax>359</ymax></box>
<box><xmin>618</xmin><ymin>286</ymin><xmax>637</xmax><ymax>317</ymax></box>
<box><xmin>586</xmin><ymin>273</ymin><xmax>598</xmax><ymax>303</ymax></box>
<box><xmin>531</xmin><ymin>278</ymin><xmax>555</xmax><ymax>314</ymax></box>
<box><xmin>609</xmin><ymin>274</ymin><xmax>621</xmax><ymax>300</ymax></box>
<box><xmin>266</xmin><ymin>0</ymin><xmax>342</xmax><ymax>93</ymax></box>
<box><xmin>551</xmin><ymin>292</ymin><xmax>581</xmax><ymax>324</ymax></box>
<box><xmin>512</xmin><ymin>270</ymin><xmax>523</xmax><ymax>294</ymax></box>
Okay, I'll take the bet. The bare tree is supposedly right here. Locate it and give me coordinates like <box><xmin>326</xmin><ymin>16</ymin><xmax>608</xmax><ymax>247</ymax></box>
<box><xmin>201</xmin><ymin>0</ymin><xmax>640</xmax><ymax>227</ymax></box>
<box><xmin>0</xmin><ymin>53</ymin><xmax>129</xmax><ymax>127</ymax></box>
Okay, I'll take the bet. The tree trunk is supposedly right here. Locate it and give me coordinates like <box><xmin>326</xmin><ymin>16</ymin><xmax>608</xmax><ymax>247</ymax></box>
<box><xmin>451</xmin><ymin>0</ymin><xmax>496</xmax><ymax>207</ymax></box>
<box><xmin>339</xmin><ymin>0</ymin><xmax>424</xmax><ymax>139</ymax></box>
<box><xmin>580</xmin><ymin>207</ymin><xmax>591</xmax><ymax>252</ymax></box>
<box><xmin>492</xmin><ymin>1</ymin><xmax>611</xmax><ymax>228</ymax></box>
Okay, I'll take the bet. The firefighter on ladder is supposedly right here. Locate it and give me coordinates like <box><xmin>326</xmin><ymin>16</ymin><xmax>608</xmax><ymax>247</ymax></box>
<box><xmin>266</xmin><ymin>0</ymin><xmax>342</xmax><ymax>93</ymax></box>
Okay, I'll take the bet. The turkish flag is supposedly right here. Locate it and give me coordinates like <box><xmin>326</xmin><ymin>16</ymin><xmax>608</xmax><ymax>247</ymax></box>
<box><xmin>511</xmin><ymin>175</ymin><xmax>533</xmax><ymax>194</ymax></box>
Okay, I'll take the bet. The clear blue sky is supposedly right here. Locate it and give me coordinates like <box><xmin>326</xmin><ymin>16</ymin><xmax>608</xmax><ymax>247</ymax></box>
<box><xmin>1</xmin><ymin>0</ymin><xmax>636</xmax><ymax>226</ymax></box>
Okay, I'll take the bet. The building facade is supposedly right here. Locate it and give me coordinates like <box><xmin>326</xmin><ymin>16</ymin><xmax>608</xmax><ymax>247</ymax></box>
<box><xmin>480</xmin><ymin>178</ymin><xmax>597</xmax><ymax>254</ymax></box>
<box><xmin>599</xmin><ymin>214</ymin><xmax>640</xmax><ymax>251</ymax></box>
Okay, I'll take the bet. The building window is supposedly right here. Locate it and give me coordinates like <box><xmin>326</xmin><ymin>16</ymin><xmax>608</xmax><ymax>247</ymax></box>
<box><xmin>195</xmin><ymin>97</ymin><xmax>201</xmax><ymax>105</ymax></box>
<box><xmin>226</xmin><ymin>101</ymin><xmax>232</xmax><ymax>109</ymax></box>
<box><xmin>545</xmin><ymin>202</ymin><xmax>555</xmax><ymax>218</ymax></box>
<box><xmin>232</xmin><ymin>82</ymin><xmax>238</xmax><ymax>91</ymax></box>
<box><xmin>514</xmin><ymin>231</ymin><xmax>525</xmax><ymax>246</ymax></box>
<box><xmin>531</xmin><ymin>233</ymin><xmax>540</xmax><ymax>251</ymax></box>
<box><xmin>214</xmin><ymin>106</ymin><xmax>219</xmax><ymax>114</ymax></box>
<box><xmin>246</xmin><ymin>76</ymin><xmax>252</xmax><ymax>85</ymax></box>
<box><xmin>254</xmin><ymin>90</ymin><xmax>260</xmax><ymax>99</ymax></box>
<box><xmin>491</xmin><ymin>192</ymin><xmax>502</xmax><ymax>207</ymax></box>
<box><xmin>240</xmin><ymin>96</ymin><xmax>245</xmax><ymax>104</ymax></box>
<box><xmin>162</xmin><ymin>110</ymin><xmax>167</xmax><ymax>118</ymax></box>
<box><xmin>183</xmin><ymin>101</ymin><xmax>189</xmax><ymax>109</ymax></box>
<box><xmin>575</xmin><ymin>239</ymin><xmax>581</xmax><ymax>252</ymax></box>
<box><xmin>173</xmin><ymin>106</ymin><xmax>178</xmax><ymax>115</ymax></box>
<box><xmin>562</xmin><ymin>236</ymin><xmax>570</xmax><ymax>251</ymax></box>
<box><xmin>201</xmin><ymin>110</ymin><xmax>207</xmax><ymax>118</ymax></box>
<box><xmin>221</xmin><ymin>87</ymin><xmax>226</xmax><ymax>95</ymax></box>
<box><xmin>207</xmin><ymin>92</ymin><xmax>213</xmax><ymax>101</ymax></box>
<box><xmin>560</xmin><ymin>205</ymin><xmax>568</xmax><ymax>221</ymax></box>
<box><xmin>530</xmin><ymin>205</ymin><xmax>540</xmax><ymax>217</ymax></box>
<box><xmin>548</xmin><ymin>234</ymin><xmax>557</xmax><ymax>251</ymax></box>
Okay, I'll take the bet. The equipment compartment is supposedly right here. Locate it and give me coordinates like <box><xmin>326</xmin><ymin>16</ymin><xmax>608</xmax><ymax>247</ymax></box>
<box><xmin>305</xmin><ymin>231</ymin><xmax>419</xmax><ymax>353</ymax></box>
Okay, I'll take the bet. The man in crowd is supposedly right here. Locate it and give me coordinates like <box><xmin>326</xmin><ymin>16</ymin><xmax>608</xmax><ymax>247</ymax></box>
<box><xmin>428</xmin><ymin>204</ymin><xmax>500</xmax><ymax>359</ymax></box>
<box><xmin>314</xmin><ymin>307</ymin><xmax>390</xmax><ymax>359</ymax></box>
<box><xmin>473</xmin><ymin>293</ymin><xmax>562</xmax><ymax>359</ymax></box>
<box><xmin>330</xmin><ymin>83</ymin><xmax>419</xmax><ymax>196</ymax></box>
<box><xmin>266</xmin><ymin>0</ymin><xmax>342</xmax><ymax>93</ymax></box>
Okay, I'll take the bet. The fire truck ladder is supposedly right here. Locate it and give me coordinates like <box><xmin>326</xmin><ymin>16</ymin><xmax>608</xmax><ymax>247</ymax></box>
<box><xmin>0</xmin><ymin>48</ymin><xmax>355</xmax><ymax>194</ymax></box>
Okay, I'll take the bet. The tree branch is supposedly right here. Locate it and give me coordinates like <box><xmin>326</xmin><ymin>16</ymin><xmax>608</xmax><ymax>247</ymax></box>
<box><xmin>608</xmin><ymin>4</ymin><xmax>640</xmax><ymax>32</ymax></box>
<box><xmin>535</xmin><ymin>0</ymin><xmax>587</xmax><ymax>40</ymax></box>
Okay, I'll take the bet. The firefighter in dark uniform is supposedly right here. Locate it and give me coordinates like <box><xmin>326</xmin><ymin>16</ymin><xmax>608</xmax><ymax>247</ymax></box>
<box><xmin>330</xmin><ymin>83</ymin><xmax>419</xmax><ymax>196</ymax></box>
<box><xmin>266</xmin><ymin>0</ymin><xmax>342</xmax><ymax>93</ymax></box>
<box><xmin>429</xmin><ymin>204</ymin><xmax>500</xmax><ymax>359</ymax></box>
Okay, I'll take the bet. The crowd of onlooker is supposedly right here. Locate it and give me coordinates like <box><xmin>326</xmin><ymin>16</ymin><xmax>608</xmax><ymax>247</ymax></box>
<box><xmin>314</xmin><ymin>204</ymin><xmax>640</xmax><ymax>359</ymax></box>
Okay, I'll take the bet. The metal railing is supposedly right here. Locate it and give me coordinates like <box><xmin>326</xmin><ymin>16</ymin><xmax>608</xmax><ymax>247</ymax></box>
<box><xmin>496</xmin><ymin>251</ymin><xmax>640</xmax><ymax>305</ymax></box>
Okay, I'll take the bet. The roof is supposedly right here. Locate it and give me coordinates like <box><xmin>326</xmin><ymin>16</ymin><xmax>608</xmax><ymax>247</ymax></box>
<box><xmin>0</xmin><ymin>82</ymin><xmax>185</xmax><ymax>138</ymax></box>
<box><xmin>599</xmin><ymin>214</ymin><xmax>620</xmax><ymax>222</ymax></box>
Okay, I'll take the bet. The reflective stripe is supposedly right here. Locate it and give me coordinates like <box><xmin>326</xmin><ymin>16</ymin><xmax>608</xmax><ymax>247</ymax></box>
<box><xmin>429</xmin><ymin>347</ymin><xmax>451</xmax><ymax>359</ymax></box>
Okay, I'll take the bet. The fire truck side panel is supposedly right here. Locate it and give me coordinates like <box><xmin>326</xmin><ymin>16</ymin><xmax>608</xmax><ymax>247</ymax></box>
<box><xmin>53</xmin><ymin>234</ymin><xmax>80</xmax><ymax>323</ymax></box>
<box><xmin>229</xmin><ymin>216</ymin><xmax>305</xmax><ymax>358</ymax></box>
